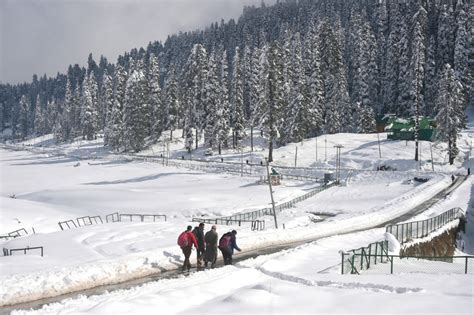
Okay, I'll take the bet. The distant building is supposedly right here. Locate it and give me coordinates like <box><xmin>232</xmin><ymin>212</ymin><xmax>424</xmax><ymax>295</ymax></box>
<box><xmin>378</xmin><ymin>115</ymin><xmax>437</xmax><ymax>141</ymax></box>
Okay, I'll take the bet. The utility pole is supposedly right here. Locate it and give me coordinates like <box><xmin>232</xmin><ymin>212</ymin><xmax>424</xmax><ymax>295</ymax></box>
<box><xmin>294</xmin><ymin>146</ymin><xmax>298</xmax><ymax>167</ymax></box>
<box><xmin>240</xmin><ymin>147</ymin><xmax>244</xmax><ymax>177</ymax></box>
<box><xmin>377</xmin><ymin>132</ymin><xmax>382</xmax><ymax>158</ymax></box>
<box><xmin>315</xmin><ymin>136</ymin><xmax>318</xmax><ymax>163</ymax></box>
<box><xmin>334</xmin><ymin>144</ymin><xmax>344</xmax><ymax>184</ymax></box>
<box><xmin>430</xmin><ymin>142</ymin><xmax>434</xmax><ymax>171</ymax></box>
<box><xmin>325</xmin><ymin>135</ymin><xmax>327</xmax><ymax>161</ymax></box>
<box><xmin>265</xmin><ymin>157</ymin><xmax>278</xmax><ymax>229</ymax></box>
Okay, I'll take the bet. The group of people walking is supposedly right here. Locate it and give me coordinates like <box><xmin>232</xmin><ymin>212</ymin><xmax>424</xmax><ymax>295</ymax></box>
<box><xmin>177</xmin><ymin>223</ymin><xmax>241</xmax><ymax>271</ymax></box>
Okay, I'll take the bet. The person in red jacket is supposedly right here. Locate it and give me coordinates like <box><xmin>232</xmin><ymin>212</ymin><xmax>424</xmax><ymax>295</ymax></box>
<box><xmin>178</xmin><ymin>225</ymin><xmax>198</xmax><ymax>271</ymax></box>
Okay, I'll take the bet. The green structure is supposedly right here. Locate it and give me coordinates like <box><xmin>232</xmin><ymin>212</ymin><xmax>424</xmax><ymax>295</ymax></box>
<box><xmin>377</xmin><ymin>115</ymin><xmax>437</xmax><ymax>141</ymax></box>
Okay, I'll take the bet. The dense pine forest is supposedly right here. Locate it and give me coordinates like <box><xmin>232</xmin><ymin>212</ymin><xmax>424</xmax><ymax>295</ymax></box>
<box><xmin>0</xmin><ymin>0</ymin><xmax>472</xmax><ymax>162</ymax></box>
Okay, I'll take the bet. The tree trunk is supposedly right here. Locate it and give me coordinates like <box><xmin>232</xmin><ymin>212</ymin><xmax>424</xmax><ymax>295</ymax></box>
<box><xmin>268</xmin><ymin>138</ymin><xmax>273</xmax><ymax>163</ymax></box>
<box><xmin>251</xmin><ymin>125</ymin><xmax>254</xmax><ymax>152</ymax></box>
<box><xmin>195</xmin><ymin>130</ymin><xmax>199</xmax><ymax>150</ymax></box>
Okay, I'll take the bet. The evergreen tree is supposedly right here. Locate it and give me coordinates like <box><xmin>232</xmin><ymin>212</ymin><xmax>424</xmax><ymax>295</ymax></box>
<box><xmin>148</xmin><ymin>53</ymin><xmax>163</xmax><ymax>140</ymax></box>
<box><xmin>102</xmin><ymin>70</ymin><xmax>114</xmax><ymax>145</ymax></box>
<box><xmin>305</xmin><ymin>21</ymin><xmax>324</xmax><ymax>136</ymax></box>
<box><xmin>204</xmin><ymin>50</ymin><xmax>219</xmax><ymax>150</ymax></box>
<box><xmin>410</xmin><ymin>15</ymin><xmax>426</xmax><ymax>162</ymax></box>
<box><xmin>216</xmin><ymin>48</ymin><xmax>231</xmax><ymax>153</ymax></box>
<box><xmin>231</xmin><ymin>47</ymin><xmax>246</xmax><ymax>147</ymax></box>
<box><xmin>81</xmin><ymin>72</ymin><xmax>99</xmax><ymax>140</ymax></box>
<box><xmin>108</xmin><ymin>64</ymin><xmax>127</xmax><ymax>150</ymax></box>
<box><xmin>33</xmin><ymin>95</ymin><xmax>45</xmax><ymax>136</ymax></box>
<box><xmin>123</xmin><ymin>66</ymin><xmax>149</xmax><ymax>152</ymax></box>
<box><xmin>184</xmin><ymin>44</ymin><xmax>208</xmax><ymax>150</ymax></box>
<box><xmin>164</xmin><ymin>64</ymin><xmax>179</xmax><ymax>140</ymax></box>
<box><xmin>435</xmin><ymin>64</ymin><xmax>466</xmax><ymax>165</ymax></box>
<box><xmin>424</xmin><ymin>36</ymin><xmax>437</xmax><ymax>116</ymax></box>
<box><xmin>454</xmin><ymin>4</ymin><xmax>470</xmax><ymax>104</ymax></box>
<box><xmin>357</xmin><ymin>103</ymin><xmax>376</xmax><ymax>133</ymax></box>
<box><xmin>287</xmin><ymin>32</ymin><xmax>306</xmax><ymax>143</ymax></box>
<box><xmin>18</xmin><ymin>95</ymin><xmax>29</xmax><ymax>140</ymax></box>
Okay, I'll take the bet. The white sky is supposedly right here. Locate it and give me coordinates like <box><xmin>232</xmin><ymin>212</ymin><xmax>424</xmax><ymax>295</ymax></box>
<box><xmin>0</xmin><ymin>0</ymin><xmax>274</xmax><ymax>84</ymax></box>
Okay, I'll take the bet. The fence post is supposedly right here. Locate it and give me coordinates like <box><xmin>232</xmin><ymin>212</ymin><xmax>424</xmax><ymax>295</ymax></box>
<box><xmin>466</xmin><ymin>257</ymin><xmax>468</xmax><ymax>274</ymax></box>
<box><xmin>341</xmin><ymin>252</ymin><xmax>345</xmax><ymax>275</ymax></box>
<box><xmin>390</xmin><ymin>256</ymin><xmax>394</xmax><ymax>274</ymax></box>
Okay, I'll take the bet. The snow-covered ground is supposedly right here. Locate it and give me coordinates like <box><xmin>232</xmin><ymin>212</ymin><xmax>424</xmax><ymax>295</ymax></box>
<box><xmin>1</xmin><ymin>110</ymin><xmax>473</xmax><ymax>313</ymax></box>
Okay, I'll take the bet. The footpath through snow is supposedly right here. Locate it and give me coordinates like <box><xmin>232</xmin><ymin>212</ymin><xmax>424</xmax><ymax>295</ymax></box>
<box><xmin>0</xmin><ymin>172</ymin><xmax>454</xmax><ymax>307</ymax></box>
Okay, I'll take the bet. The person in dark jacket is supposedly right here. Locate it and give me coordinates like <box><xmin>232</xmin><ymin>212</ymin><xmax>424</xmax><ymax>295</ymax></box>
<box><xmin>204</xmin><ymin>225</ymin><xmax>218</xmax><ymax>268</ymax></box>
<box><xmin>192</xmin><ymin>223</ymin><xmax>206</xmax><ymax>268</ymax></box>
<box><xmin>219</xmin><ymin>230</ymin><xmax>241</xmax><ymax>265</ymax></box>
<box><xmin>179</xmin><ymin>225</ymin><xmax>198</xmax><ymax>271</ymax></box>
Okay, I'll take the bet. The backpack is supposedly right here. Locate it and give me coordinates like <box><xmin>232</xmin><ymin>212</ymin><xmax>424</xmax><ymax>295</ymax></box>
<box><xmin>177</xmin><ymin>232</ymin><xmax>189</xmax><ymax>248</ymax></box>
<box><xmin>219</xmin><ymin>234</ymin><xmax>231</xmax><ymax>249</ymax></box>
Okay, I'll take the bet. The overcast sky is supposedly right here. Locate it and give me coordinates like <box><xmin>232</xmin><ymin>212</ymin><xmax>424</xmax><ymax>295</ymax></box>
<box><xmin>0</xmin><ymin>0</ymin><xmax>275</xmax><ymax>84</ymax></box>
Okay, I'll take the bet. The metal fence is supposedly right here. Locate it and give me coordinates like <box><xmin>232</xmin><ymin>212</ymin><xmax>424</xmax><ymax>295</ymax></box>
<box><xmin>341</xmin><ymin>240</ymin><xmax>389</xmax><ymax>274</ymax></box>
<box><xmin>347</xmin><ymin>254</ymin><xmax>474</xmax><ymax>275</ymax></box>
<box><xmin>192</xmin><ymin>181</ymin><xmax>337</xmax><ymax>230</ymax></box>
<box><xmin>106</xmin><ymin>212</ymin><xmax>120</xmax><ymax>223</ymax></box>
<box><xmin>385</xmin><ymin>207</ymin><xmax>464</xmax><ymax>244</ymax></box>
<box><xmin>191</xmin><ymin>218</ymin><xmax>266</xmax><ymax>231</ymax></box>
<box><xmin>119</xmin><ymin>213</ymin><xmax>167</xmax><ymax>222</ymax></box>
<box><xmin>7</xmin><ymin>228</ymin><xmax>29</xmax><ymax>238</ymax></box>
<box><xmin>59</xmin><ymin>212</ymin><xmax>167</xmax><ymax>230</ymax></box>
<box><xmin>3</xmin><ymin>246</ymin><xmax>44</xmax><ymax>257</ymax></box>
<box><xmin>58</xmin><ymin>220</ymin><xmax>78</xmax><ymax>230</ymax></box>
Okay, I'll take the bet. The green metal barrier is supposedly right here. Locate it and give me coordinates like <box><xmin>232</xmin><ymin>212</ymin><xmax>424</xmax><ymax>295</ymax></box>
<box><xmin>386</xmin><ymin>207</ymin><xmax>464</xmax><ymax>244</ymax></box>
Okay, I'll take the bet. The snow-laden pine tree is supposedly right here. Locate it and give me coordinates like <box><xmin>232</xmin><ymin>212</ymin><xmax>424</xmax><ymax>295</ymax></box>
<box><xmin>203</xmin><ymin>50</ymin><xmax>219</xmax><ymax>150</ymax></box>
<box><xmin>397</xmin><ymin>13</ymin><xmax>411</xmax><ymax>116</ymax></box>
<box><xmin>248</xmin><ymin>46</ymin><xmax>262</xmax><ymax>152</ymax></box>
<box><xmin>231</xmin><ymin>47</ymin><xmax>246</xmax><ymax>148</ymax></box>
<box><xmin>304</xmin><ymin>21</ymin><xmax>324</xmax><ymax>136</ymax></box>
<box><xmin>357</xmin><ymin>102</ymin><xmax>376</xmax><ymax>134</ymax></box>
<box><xmin>319</xmin><ymin>19</ymin><xmax>349</xmax><ymax>134</ymax></box>
<box><xmin>107</xmin><ymin>64</ymin><xmax>127</xmax><ymax>150</ymax></box>
<box><xmin>18</xmin><ymin>95</ymin><xmax>29</xmax><ymax>140</ymax></box>
<box><xmin>266</xmin><ymin>41</ymin><xmax>284</xmax><ymax>162</ymax></box>
<box><xmin>148</xmin><ymin>53</ymin><xmax>163</xmax><ymax>140</ymax></box>
<box><xmin>102</xmin><ymin>69</ymin><xmax>114</xmax><ymax>146</ymax></box>
<box><xmin>437</xmin><ymin>4</ymin><xmax>455</xmax><ymax>73</ymax></box>
<box><xmin>33</xmin><ymin>95</ymin><xmax>45</xmax><ymax>136</ymax></box>
<box><xmin>383</xmin><ymin>1</ymin><xmax>405</xmax><ymax>113</ymax></box>
<box><xmin>216</xmin><ymin>48</ymin><xmax>231</xmax><ymax>153</ymax></box>
<box><xmin>287</xmin><ymin>32</ymin><xmax>306</xmax><ymax>143</ymax></box>
<box><xmin>453</xmin><ymin>3</ymin><xmax>470</xmax><ymax>104</ymax></box>
<box><xmin>424</xmin><ymin>36</ymin><xmax>437</xmax><ymax>116</ymax></box>
<box><xmin>81</xmin><ymin>72</ymin><xmax>99</xmax><ymax>140</ymax></box>
<box><xmin>123</xmin><ymin>65</ymin><xmax>150</xmax><ymax>152</ymax></box>
<box><xmin>435</xmin><ymin>64</ymin><xmax>466</xmax><ymax>165</ymax></box>
<box><xmin>164</xmin><ymin>64</ymin><xmax>180</xmax><ymax>141</ymax></box>
<box><xmin>410</xmin><ymin>12</ymin><xmax>426</xmax><ymax>162</ymax></box>
<box><xmin>184</xmin><ymin>44</ymin><xmax>208</xmax><ymax>150</ymax></box>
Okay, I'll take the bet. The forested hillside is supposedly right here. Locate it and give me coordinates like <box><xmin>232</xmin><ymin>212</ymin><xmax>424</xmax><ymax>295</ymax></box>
<box><xmin>0</xmin><ymin>0</ymin><xmax>471</xmax><ymax>160</ymax></box>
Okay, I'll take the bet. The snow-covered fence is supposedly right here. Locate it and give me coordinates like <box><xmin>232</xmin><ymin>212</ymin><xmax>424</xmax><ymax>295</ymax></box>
<box><xmin>76</xmin><ymin>215</ymin><xmax>104</xmax><ymax>227</ymax></box>
<box><xmin>3</xmin><ymin>246</ymin><xmax>44</xmax><ymax>257</ymax></box>
<box><xmin>191</xmin><ymin>218</ymin><xmax>265</xmax><ymax>231</ymax></box>
<box><xmin>58</xmin><ymin>220</ymin><xmax>78</xmax><ymax>230</ymax></box>
<box><xmin>341</xmin><ymin>240</ymin><xmax>389</xmax><ymax>274</ymax></box>
<box><xmin>8</xmin><ymin>228</ymin><xmax>29</xmax><ymax>238</ymax></box>
<box><xmin>385</xmin><ymin>207</ymin><xmax>464</xmax><ymax>244</ymax></box>
<box><xmin>119</xmin><ymin>214</ymin><xmax>167</xmax><ymax>222</ymax></box>
<box><xmin>106</xmin><ymin>212</ymin><xmax>120</xmax><ymax>223</ymax></box>
<box><xmin>346</xmin><ymin>255</ymin><xmax>474</xmax><ymax>275</ymax></box>
<box><xmin>192</xmin><ymin>181</ymin><xmax>337</xmax><ymax>229</ymax></box>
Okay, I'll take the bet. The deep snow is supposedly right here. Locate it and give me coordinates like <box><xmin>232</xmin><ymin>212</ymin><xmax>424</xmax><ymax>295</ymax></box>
<box><xmin>1</xmin><ymin>113</ymin><xmax>473</xmax><ymax>313</ymax></box>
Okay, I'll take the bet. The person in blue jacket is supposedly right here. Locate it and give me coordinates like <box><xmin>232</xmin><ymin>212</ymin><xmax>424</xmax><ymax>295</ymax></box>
<box><xmin>218</xmin><ymin>230</ymin><xmax>241</xmax><ymax>265</ymax></box>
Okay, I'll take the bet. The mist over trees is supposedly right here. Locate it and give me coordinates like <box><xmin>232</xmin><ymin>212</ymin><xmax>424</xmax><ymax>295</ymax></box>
<box><xmin>0</xmin><ymin>0</ymin><xmax>471</xmax><ymax>161</ymax></box>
